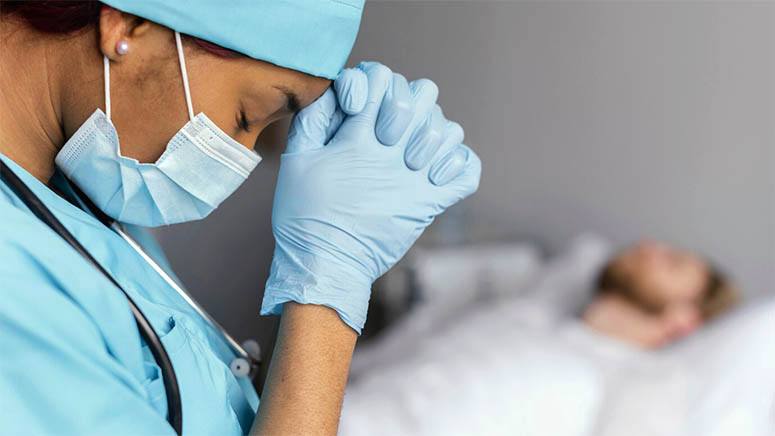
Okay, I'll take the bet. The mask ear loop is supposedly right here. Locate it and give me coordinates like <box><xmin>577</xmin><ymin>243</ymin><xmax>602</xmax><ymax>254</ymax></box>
<box><xmin>174</xmin><ymin>32</ymin><xmax>195</xmax><ymax>121</ymax></box>
<box><xmin>103</xmin><ymin>56</ymin><xmax>112</xmax><ymax>120</ymax></box>
<box><xmin>103</xmin><ymin>34</ymin><xmax>193</xmax><ymax>122</ymax></box>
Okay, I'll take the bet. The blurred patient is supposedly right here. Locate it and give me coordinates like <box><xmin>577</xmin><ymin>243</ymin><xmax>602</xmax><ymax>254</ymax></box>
<box><xmin>583</xmin><ymin>240</ymin><xmax>739</xmax><ymax>349</ymax></box>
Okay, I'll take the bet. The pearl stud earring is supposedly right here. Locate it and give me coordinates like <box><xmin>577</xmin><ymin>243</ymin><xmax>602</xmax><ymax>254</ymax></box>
<box><xmin>116</xmin><ymin>40</ymin><xmax>130</xmax><ymax>55</ymax></box>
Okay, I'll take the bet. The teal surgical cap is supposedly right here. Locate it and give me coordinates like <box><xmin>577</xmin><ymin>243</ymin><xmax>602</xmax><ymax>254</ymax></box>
<box><xmin>100</xmin><ymin>0</ymin><xmax>365</xmax><ymax>79</ymax></box>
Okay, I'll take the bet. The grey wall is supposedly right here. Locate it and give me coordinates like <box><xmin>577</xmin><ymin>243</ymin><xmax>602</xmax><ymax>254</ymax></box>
<box><xmin>154</xmin><ymin>2</ymin><xmax>775</xmax><ymax>349</ymax></box>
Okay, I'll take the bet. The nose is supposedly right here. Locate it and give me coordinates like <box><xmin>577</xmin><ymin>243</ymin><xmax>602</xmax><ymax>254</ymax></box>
<box><xmin>664</xmin><ymin>305</ymin><xmax>702</xmax><ymax>338</ymax></box>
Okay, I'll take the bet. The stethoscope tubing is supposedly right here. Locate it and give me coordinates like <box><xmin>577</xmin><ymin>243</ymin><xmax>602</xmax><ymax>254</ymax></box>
<box><xmin>111</xmin><ymin>222</ymin><xmax>255</xmax><ymax>365</ymax></box>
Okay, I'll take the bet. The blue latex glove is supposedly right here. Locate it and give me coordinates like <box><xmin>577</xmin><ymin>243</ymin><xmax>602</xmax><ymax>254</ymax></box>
<box><xmin>261</xmin><ymin>62</ymin><xmax>481</xmax><ymax>333</ymax></box>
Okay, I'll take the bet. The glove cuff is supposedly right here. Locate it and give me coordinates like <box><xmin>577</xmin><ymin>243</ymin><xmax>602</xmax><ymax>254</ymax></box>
<box><xmin>261</xmin><ymin>244</ymin><xmax>373</xmax><ymax>334</ymax></box>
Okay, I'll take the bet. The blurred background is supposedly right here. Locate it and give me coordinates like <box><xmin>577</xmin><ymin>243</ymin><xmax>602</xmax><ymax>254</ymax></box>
<box><xmin>153</xmin><ymin>2</ymin><xmax>774</xmax><ymax>433</ymax></box>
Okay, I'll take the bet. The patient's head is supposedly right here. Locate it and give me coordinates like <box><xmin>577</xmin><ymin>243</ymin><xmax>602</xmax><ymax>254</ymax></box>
<box><xmin>589</xmin><ymin>240</ymin><xmax>739</xmax><ymax>346</ymax></box>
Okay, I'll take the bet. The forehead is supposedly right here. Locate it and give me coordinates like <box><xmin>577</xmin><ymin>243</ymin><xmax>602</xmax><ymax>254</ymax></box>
<box><xmin>614</xmin><ymin>242</ymin><xmax>684</xmax><ymax>277</ymax></box>
<box><xmin>224</xmin><ymin>55</ymin><xmax>331</xmax><ymax>108</ymax></box>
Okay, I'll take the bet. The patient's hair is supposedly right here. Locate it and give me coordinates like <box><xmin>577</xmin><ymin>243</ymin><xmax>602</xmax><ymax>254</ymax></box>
<box><xmin>596</xmin><ymin>260</ymin><xmax>739</xmax><ymax>321</ymax></box>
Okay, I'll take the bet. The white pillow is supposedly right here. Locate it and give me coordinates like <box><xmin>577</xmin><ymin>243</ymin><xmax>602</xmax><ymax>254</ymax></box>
<box><xmin>356</xmin><ymin>236</ymin><xmax>611</xmax><ymax>380</ymax></box>
<box><xmin>411</xmin><ymin>242</ymin><xmax>542</xmax><ymax>309</ymax></box>
<box><xmin>354</xmin><ymin>242</ymin><xmax>541</xmax><ymax>376</ymax></box>
<box><xmin>668</xmin><ymin>297</ymin><xmax>775</xmax><ymax>436</ymax></box>
<box><xmin>520</xmin><ymin>234</ymin><xmax>612</xmax><ymax>324</ymax></box>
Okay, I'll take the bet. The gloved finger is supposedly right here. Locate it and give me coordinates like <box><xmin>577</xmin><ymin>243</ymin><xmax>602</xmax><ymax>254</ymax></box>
<box><xmin>409</xmin><ymin>78</ymin><xmax>439</xmax><ymax>109</ymax></box>
<box><xmin>334</xmin><ymin>67</ymin><xmax>368</xmax><ymax>115</ymax></box>
<box><xmin>400</xmin><ymin>78</ymin><xmax>440</xmax><ymax>146</ymax></box>
<box><xmin>429</xmin><ymin>141</ymin><xmax>475</xmax><ymax>185</ymax></box>
<box><xmin>434</xmin><ymin>144</ymin><xmax>482</xmax><ymax>207</ymax></box>
<box><xmin>375</xmin><ymin>73</ymin><xmax>413</xmax><ymax>146</ymax></box>
<box><xmin>336</xmin><ymin>62</ymin><xmax>394</xmax><ymax>139</ymax></box>
<box><xmin>426</xmin><ymin>119</ymin><xmax>465</xmax><ymax>177</ymax></box>
<box><xmin>405</xmin><ymin>105</ymin><xmax>446</xmax><ymax>171</ymax></box>
<box><xmin>285</xmin><ymin>88</ymin><xmax>344</xmax><ymax>153</ymax></box>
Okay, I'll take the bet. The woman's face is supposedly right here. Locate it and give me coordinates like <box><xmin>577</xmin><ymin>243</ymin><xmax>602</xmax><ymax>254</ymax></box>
<box><xmin>64</xmin><ymin>10</ymin><xmax>330</xmax><ymax>163</ymax></box>
<box><xmin>615</xmin><ymin>240</ymin><xmax>709</xmax><ymax>314</ymax></box>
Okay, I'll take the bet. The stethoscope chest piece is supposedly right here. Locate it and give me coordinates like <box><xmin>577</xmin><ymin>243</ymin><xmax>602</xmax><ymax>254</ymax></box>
<box><xmin>230</xmin><ymin>339</ymin><xmax>261</xmax><ymax>379</ymax></box>
<box><xmin>230</xmin><ymin>358</ymin><xmax>251</xmax><ymax>378</ymax></box>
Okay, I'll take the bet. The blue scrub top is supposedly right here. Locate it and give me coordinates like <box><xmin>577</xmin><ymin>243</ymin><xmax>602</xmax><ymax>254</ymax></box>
<box><xmin>0</xmin><ymin>154</ymin><xmax>259</xmax><ymax>435</ymax></box>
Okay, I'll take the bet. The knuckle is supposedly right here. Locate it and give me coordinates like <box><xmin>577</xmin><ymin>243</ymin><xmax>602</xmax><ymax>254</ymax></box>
<box><xmin>356</xmin><ymin>60</ymin><xmax>378</xmax><ymax>70</ymax></box>
<box><xmin>414</xmin><ymin>78</ymin><xmax>437</xmax><ymax>92</ymax></box>
<box><xmin>353</xmin><ymin>68</ymin><xmax>368</xmax><ymax>85</ymax></box>
<box><xmin>340</xmin><ymin>68</ymin><xmax>363</xmax><ymax>87</ymax></box>
<box><xmin>468</xmin><ymin>151</ymin><xmax>483</xmax><ymax>188</ymax></box>
<box><xmin>370</xmin><ymin>63</ymin><xmax>393</xmax><ymax>81</ymax></box>
<box><xmin>446</xmin><ymin>121</ymin><xmax>465</xmax><ymax>141</ymax></box>
<box><xmin>412</xmin><ymin>78</ymin><xmax>439</xmax><ymax>100</ymax></box>
<box><xmin>426</xmin><ymin>119</ymin><xmax>441</xmax><ymax>136</ymax></box>
<box><xmin>392</xmin><ymin>72</ymin><xmax>408</xmax><ymax>84</ymax></box>
<box><xmin>427</xmin><ymin>128</ymin><xmax>444</xmax><ymax>146</ymax></box>
<box><xmin>430</xmin><ymin>104</ymin><xmax>444</xmax><ymax>121</ymax></box>
<box><xmin>467</xmin><ymin>146</ymin><xmax>482</xmax><ymax>168</ymax></box>
<box><xmin>414</xmin><ymin>121</ymin><xmax>441</xmax><ymax>146</ymax></box>
<box><xmin>427</xmin><ymin>114</ymin><xmax>446</xmax><ymax>140</ymax></box>
<box><xmin>336</xmin><ymin>67</ymin><xmax>357</xmax><ymax>81</ymax></box>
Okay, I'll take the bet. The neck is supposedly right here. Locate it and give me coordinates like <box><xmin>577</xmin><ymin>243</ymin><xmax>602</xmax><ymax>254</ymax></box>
<box><xmin>0</xmin><ymin>20</ymin><xmax>98</xmax><ymax>182</ymax></box>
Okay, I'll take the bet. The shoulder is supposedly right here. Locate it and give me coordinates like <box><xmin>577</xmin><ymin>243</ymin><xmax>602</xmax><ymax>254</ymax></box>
<box><xmin>0</xmin><ymin>187</ymin><xmax>143</xmax><ymax>344</ymax></box>
<box><xmin>0</xmin><ymin>194</ymin><xmax>68</xmax><ymax>274</ymax></box>
<box><xmin>0</xmin><ymin>201</ymin><xmax>173</xmax><ymax>434</ymax></box>
<box><xmin>0</xmin><ymin>195</ymin><xmax>84</xmax><ymax>314</ymax></box>
<box><xmin>0</xmin><ymin>194</ymin><xmax>141</xmax><ymax>393</ymax></box>
<box><xmin>0</xmin><ymin>194</ymin><xmax>105</xmax><ymax>339</ymax></box>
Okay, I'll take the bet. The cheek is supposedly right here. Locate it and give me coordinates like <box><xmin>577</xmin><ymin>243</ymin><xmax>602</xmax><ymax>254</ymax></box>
<box><xmin>254</xmin><ymin>119</ymin><xmax>292</xmax><ymax>156</ymax></box>
<box><xmin>108</xmin><ymin>63</ymin><xmax>191</xmax><ymax>163</ymax></box>
<box><xmin>191</xmin><ymin>88</ymin><xmax>241</xmax><ymax>134</ymax></box>
<box><xmin>232</xmin><ymin>126</ymin><xmax>265</xmax><ymax>150</ymax></box>
<box><xmin>683</xmin><ymin>273</ymin><xmax>708</xmax><ymax>300</ymax></box>
<box><xmin>663</xmin><ymin>304</ymin><xmax>702</xmax><ymax>336</ymax></box>
<box><xmin>191</xmin><ymin>88</ymin><xmax>270</xmax><ymax>151</ymax></box>
<box><xmin>184</xmin><ymin>59</ymin><xmax>252</xmax><ymax>144</ymax></box>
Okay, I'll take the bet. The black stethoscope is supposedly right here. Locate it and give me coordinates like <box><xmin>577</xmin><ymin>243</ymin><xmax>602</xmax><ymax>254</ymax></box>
<box><xmin>0</xmin><ymin>159</ymin><xmax>262</xmax><ymax>435</ymax></box>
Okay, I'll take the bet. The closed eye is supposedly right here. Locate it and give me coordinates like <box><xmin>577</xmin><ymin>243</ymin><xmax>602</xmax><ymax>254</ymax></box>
<box><xmin>273</xmin><ymin>85</ymin><xmax>302</xmax><ymax>114</ymax></box>
<box><xmin>238</xmin><ymin>110</ymin><xmax>251</xmax><ymax>132</ymax></box>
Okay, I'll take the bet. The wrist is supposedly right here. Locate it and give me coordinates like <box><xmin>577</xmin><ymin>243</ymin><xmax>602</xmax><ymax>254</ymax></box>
<box><xmin>261</xmin><ymin>243</ymin><xmax>373</xmax><ymax>333</ymax></box>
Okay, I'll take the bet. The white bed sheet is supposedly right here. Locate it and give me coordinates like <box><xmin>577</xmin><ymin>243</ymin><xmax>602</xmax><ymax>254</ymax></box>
<box><xmin>561</xmin><ymin>297</ymin><xmax>775</xmax><ymax>436</ymax></box>
<box><xmin>341</xmin><ymin>303</ymin><xmax>604</xmax><ymax>436</ymax></box>
<box><xmin>342</xmin><ymin>237</ymin><xmax>775</xmax><ymax>435</ymax></box>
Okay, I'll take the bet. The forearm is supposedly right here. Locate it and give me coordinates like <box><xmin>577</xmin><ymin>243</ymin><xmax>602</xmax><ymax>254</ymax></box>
<box><xmin>251</xmin><ymin>303</ymin><xmax>357</xmax><ymax>436</ymax></box>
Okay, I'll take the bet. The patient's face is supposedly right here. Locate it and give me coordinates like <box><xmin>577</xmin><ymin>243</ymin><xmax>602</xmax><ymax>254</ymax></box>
<box><xmin>614</xmin><ymin>241</ymin><xmax>709</xmax><ymax>322</ymax></box>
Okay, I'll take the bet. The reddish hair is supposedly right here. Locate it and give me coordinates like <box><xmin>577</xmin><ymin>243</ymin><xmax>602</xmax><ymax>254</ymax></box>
<box><xmin>1</xmin><ymin>0</ymin><xmax>241</xmax><ymax>57</ymax></box>
<box><xmin>190</xmin><ymin>38</ymin><xmax>241</xmax><ymax>59</ymax></box>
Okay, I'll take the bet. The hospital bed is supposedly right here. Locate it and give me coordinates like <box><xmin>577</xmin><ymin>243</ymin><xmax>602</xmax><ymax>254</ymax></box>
<box><xmin>340</xmin><ymin>236</ymin><xmax>775</xmax><ymax>436</ymax></box>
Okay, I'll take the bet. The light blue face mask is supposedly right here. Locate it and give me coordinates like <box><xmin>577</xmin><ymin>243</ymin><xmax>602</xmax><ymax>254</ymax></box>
<box><xmin>55</xmin><ymin>32</ymin><xmax>262</xmax><ymax>227</ymax></box>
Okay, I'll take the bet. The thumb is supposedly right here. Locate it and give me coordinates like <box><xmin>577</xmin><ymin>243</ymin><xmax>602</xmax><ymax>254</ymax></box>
<box><xmin>334</xmin><ymin>67</ymin><xmax>368</xmax><ymax>115</ymax></box>
<box><xmin>285</xmin><ymin>88</ymin><xmax>344</xmax><ymax>153</ymax></box>
<box><xmin>335</xmin><ymin>62</ymin><xmax>394</xmax><ymax>141</ymax></box>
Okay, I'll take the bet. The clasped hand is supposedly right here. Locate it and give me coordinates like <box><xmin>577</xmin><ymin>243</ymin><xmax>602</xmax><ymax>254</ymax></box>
<box><xmin>261</xmin><ymin>62</ymin><xmax>481</xmax><ymax>333</ymax></box>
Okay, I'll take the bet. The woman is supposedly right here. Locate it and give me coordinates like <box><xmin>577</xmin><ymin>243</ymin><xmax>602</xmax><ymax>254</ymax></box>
<box><xmin>0</xmin><ymin>1</ymin><xmax>481</xmax><ymax>435</ymax></box>
<box><xmin>583</xmin><ymin>240</ymin><xmax>739</xmax><ymax>349</ymax></box>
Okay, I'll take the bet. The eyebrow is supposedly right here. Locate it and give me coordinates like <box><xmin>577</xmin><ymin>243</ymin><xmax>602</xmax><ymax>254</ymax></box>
<box><xmin>273</xmin><ymin>85</ymin><xmax>301</xmax><ymax>114</ymax></box>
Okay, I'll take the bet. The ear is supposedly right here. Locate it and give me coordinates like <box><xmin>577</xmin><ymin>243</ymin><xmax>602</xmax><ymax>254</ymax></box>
<box><xmin>98</xmin><ymin>6</ymin><xmax>151</xmax><ymax>62</ymax></box>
